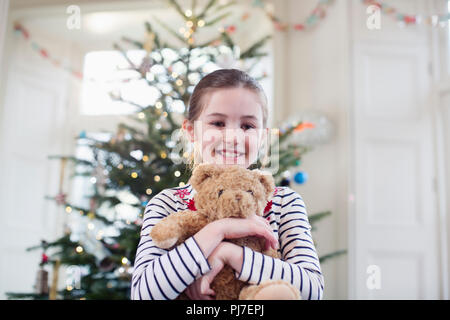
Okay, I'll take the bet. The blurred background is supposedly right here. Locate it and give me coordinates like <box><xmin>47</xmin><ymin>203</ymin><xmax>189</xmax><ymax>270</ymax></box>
<box><xmin>0</xmin><ymin>0</ymin><xmax>449</xmax><ymax>300</ymax></box>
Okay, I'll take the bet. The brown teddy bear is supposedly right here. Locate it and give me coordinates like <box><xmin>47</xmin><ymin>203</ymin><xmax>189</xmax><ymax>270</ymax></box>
<box><xmin>150</xmin><ymin>164</ymin><xmax>301</xmax><ymax>300</ymax></box>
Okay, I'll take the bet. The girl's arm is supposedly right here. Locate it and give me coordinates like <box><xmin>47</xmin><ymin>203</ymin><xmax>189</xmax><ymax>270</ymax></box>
<box><xmin>226</xmin><ymin>189</ymin><xmax>324</xmax><ymax>300</ymax></box>
<box><xmin>131</xmin><ymin>190</ymin><xmax>212</xmax><ymax>300</ymax></box>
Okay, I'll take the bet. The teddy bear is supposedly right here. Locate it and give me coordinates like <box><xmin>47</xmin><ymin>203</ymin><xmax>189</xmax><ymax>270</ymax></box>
<box><xmin>150</xmin><ymin>163</ymin><xmax>301</xmax><ymax>300</ymax></box>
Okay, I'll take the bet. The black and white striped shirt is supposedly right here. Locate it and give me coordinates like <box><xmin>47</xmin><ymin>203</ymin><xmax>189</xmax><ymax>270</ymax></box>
<box><xmin>131</xmin><ymin>184</ymin><xmax>324</xmax><ymax>300</ymax></box>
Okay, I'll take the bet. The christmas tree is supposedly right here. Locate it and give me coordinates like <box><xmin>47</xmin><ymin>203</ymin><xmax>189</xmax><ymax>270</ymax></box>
<box><xmin>7</xmin><ymin>0</ymin><xmax>344</xmax><ymax>300</ymax></box>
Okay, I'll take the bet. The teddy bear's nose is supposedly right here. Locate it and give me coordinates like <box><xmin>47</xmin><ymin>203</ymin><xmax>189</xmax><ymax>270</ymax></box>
<box><xmin>235</xmin><ymin>194</ymin><xmax>242</xmax><ymax>201</ymax></box>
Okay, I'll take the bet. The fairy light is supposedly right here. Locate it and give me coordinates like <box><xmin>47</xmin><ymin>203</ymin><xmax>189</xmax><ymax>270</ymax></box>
<box><xmin>185</xmin><ymin>9</ymin><xmax>192</xmax><ymax>17</ymax></box>
<box><xmin>198</xmin><ymin>20</ymin><xmax>205</xmax><ymax>27</ymax></box>
<box><xmin>176</xmin><ymin>79</ymin><xmax>183</xmax><ymax>86</ymax></box>
<box><xmin>146</xmin><ymin>188</ymin><xmax>152</xmax><ymax>195</ymax></box>
<box><xmin>96</xmin><ymin>230</ymin><xmax>103</xmax><ymax>240</ymax></box>
<box><xmin>142</xmin><ymin>155</ymin><xmax>149</xmax><ymax>162</ymax></box>
<box><xmin>179</xmin><ymin>182</ymin><xmax>185</xmax><ymax>187</ymax></box>
<box><xmin>179</xmin><ymin>27</ymin><xmax>186</xmax><ymax>34</ymax></box>
<box><xmin>121</xmin><ymin>257</ymin><xmax>129</xmax><ymax>265</ymax></box>
<box><xmin>138</xmin><ymin>112</ymin><xmax>145</xmax><ymax>119</ymax></box>
<box><xmin>160</xmin><ymin>151</ymin><xmax>167</xmax><ymax>159</ymax></box>
<box><xmin>117</xmin><ymin>163</ymin><xmax>123</xmax><ymax>170</ymax></box>
<box><xmin>162</xmin><ymin>111</ymin><xmax>168</xmax><ymax>117</ymax></box>
<box><xmin>154</xmin><ymin>175</ymin><xmax>160</xmax><ymax>182</ymax></box>
<box><xmin>174</xmin><ymin>171</ymin><xmax>181</xmax><ymax>177</ymax></box>
<box><xmin>65</xmin><ymin>206</ymin><xmax>72</xmax><ymax>213</ymax></box>
<box><xmin>183</xmin><ymin>152</ymin><xmax>190</xmax><ymax>158</ymax></box>
<box><xmin>75</xmin><ymin>246</ymin><xmax>83</xmax><ymax>253</ymax></box>
<box><xmin>155</xmin><ymin>101</ymin><xmax>163</xmax><ymax>109</ymax></box>
<box><xmin>87</xmin><ymin>222</ymin><xmax>95</xmax><ymax>230</ymax></box>
<box><xmin>186</xmin><ymin>20</ymin><xmax>194</xmax><ymax>28</ymax></box>
<box><xmin>66</xmin><ymin>285</ymin><xmax>73</xmax><ymax>291</ymax></box>
<box><xmin>131</xmin><ymin>172</ymin><xmax>138</xmax><ymax>178</ymax></box>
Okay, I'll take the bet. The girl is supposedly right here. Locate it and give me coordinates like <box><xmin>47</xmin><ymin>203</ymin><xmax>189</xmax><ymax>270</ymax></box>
<box><xmin>131</xmin><ymin>69</ymin><xmax>324</xmax><ymax>300</ymax></box>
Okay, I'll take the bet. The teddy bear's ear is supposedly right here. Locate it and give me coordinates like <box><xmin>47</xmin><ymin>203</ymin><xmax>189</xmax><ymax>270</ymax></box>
<box><xmin>190</xmin><ymin>163</ymin><xmax>221</xmax><ymax>190</ymax></box>
<box><xmin>253</xmin><ymin>170</ymin><xmax>275</xmax><ymax>199</ymax></box>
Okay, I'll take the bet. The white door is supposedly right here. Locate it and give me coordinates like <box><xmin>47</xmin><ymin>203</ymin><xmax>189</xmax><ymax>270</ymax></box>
<box><xmin>0</xmin><ymin>18</ymin><xmax>71</xmax><ymax>298</ymax></box>
<box><xmin>350</xmin><ymin>0</ymin><xmax>442</xmax><ymax>299</ymax></box>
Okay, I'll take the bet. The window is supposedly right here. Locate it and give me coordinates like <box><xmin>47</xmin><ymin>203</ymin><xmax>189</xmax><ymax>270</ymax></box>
<box><xmin>80</xmin><ymin>50</ymin><xmax>158</xmax><ymax>115</ymax></box>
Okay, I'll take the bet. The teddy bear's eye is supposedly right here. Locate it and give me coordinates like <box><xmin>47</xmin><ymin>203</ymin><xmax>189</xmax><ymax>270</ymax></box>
<box><xmin>247</xmin><ymin>190</ymin><xmax>253</xmax><ymax>196</ymax></box>
<box><xmin>218</xmin><ymin>190</ymin><xmax>224</xmax><ymax>197</ymax></box>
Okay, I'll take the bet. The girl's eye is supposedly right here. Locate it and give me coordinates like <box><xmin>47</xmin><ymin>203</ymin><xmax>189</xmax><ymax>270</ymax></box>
<box><xmin>218</xmin><ymin>190</ymin><xmax>224</xmax><ymax>197</ymax></box>
<box><xmin>242</xmin><ymin>123</ymin><xmax>255</xmax><ymax>130</ymax></box>
<box><xmin>211</xmin><ymin>121</ymin><xmax>225</xmax><ymax>127</ymax></box>
<box><xmin>247</xmin><ymin>190</ymin><xmax>253</xmax><ymax>196</ymax></box>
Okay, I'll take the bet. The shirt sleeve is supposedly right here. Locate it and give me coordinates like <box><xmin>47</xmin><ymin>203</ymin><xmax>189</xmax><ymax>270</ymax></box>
<box><xmin>131</xmin><ymin>190</ymin><xmax>211</xmax><ymax>300</ymax></box>
<box><xmin>235</xmin><ymin>188</ymin><xmax>324</xmax><ymax>300</ymax></box>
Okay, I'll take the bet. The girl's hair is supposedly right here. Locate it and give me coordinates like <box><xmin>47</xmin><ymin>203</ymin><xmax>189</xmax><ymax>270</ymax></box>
<box><xmin>184</xmin><ymin>68</ymin><xmax>270</xmax><ymax>170</ymax></box>
<box><xmin>187</xmin><ymin>68</ymin><xmax>268</xmax><ymax>127</ymax></box>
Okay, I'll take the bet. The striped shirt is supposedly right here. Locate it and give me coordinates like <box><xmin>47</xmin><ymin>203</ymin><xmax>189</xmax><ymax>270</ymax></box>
<box><xmin>131</xmin><ymin>183</ymin><xmax>324</xmax><ymax>300</ymax></box>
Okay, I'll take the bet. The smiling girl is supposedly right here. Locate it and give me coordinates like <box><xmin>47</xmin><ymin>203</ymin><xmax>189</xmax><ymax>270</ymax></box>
<box><xmin>131</xmin><ymin>69</ymin><xmax>324</xmax><ymax>300</ymax></box>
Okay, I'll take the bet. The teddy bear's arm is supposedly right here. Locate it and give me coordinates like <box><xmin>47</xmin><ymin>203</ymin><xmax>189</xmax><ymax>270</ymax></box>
<box><xmin>150</xmin><ymin>210</ymin><xmax>209</xmax><ymax>249</ymax></box>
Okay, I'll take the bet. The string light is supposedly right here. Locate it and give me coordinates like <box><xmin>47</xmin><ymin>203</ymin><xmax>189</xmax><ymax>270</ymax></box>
<box><xmin>174</xmin><ymin>171</ymin><xmax>181</xmax><ymax>177</ymax></box>
<box><xmin>87</xmin><ymin>222</ymin><xmax>95</xmax><ymax>230</ymax></box>
<box><xmin>155</xmin><ymin>102</ymin><xmax>163</xmax><ymax>109</ymax></box>
<box><xmin>198</xmin><ymin>20</ymin><xmax>205</xmax><ymax>27</ymax></box>
<box><xmin>65</xmin><ymin>206</ymin><xmax>72</xmax><ymax>213</ymax></box>
<box><xmin>154</xmin><ymin>175</ymin><xmax>161</xmax><ymax>182</ymax></box>
<box><xmin>138</xmin><ymin>112</ymin><xmax>145</xmax><ymax>119</ymax></box>
<box><xmin>160</xmin><ymin>152</ymin><xmax>167</xmax><ymax>159</ymax></box>
<box><xmin>179</xmin><ymin>182</ymin><xmax>185</xmax><ymax>187</ymax></box>
<box><xmin>131</xmin><ymin>172</ymin><xmax>138</xmax><ymax>178</ymax></box>
<box><xmin>146</xmin><ymin>188</ymin><xmax>152</xmax><ymax>195</ymax></box>
<box><xmin>185</xmin><ymin>9</ymin><xmax>192</xmax><ymax>17</ymax></box>
<box><xmin>75</xmin><ymin>246</ymin><xmax>83</xmax><ymax>253</ymax></box>
<box><xmin>142</xmin><ymin>155</ymin><xmax>149</xmax><ymax>162</ymax></box>
<box><xmin>121</xmin><ymin>257</ymin><xmax>129</xmax><ymax>265</ymax></box>
<box><xmin>117</xmin><ymin>163</ymin><xmax>123</xmax><ymax>170</ymax></box>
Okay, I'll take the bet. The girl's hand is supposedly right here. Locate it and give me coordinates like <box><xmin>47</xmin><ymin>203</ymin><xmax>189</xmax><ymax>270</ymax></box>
<box><xmin>215</xmin><ymin>214</ymin><xmax>278</xmax><ymax>251</ymax></box>
<box><xmin>185</xmin><ymin>242</ymin><xmax>241</xmax><ymax>300</ymax></box>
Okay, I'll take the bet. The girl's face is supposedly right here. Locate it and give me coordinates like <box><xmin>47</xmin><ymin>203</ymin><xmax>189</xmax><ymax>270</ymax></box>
<box><xmin>183</xmin><ymin>87</ymin><xmax>266</xmax><ymax>168</ymax></box>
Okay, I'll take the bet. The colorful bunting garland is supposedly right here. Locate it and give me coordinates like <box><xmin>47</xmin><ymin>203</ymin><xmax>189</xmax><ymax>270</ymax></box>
<box><xmin>251</xmin><ymin>0</ymin><xmax>335</xmax><ymax>31</ymax></box>
<box><xmin>13</xmin><ymin>22</ymin><xmax>84</xmax><ymax>79</ymax></box>
<box><xmin>361</xmin><ymin>0</ymin><xmax>450</xmax><ymax>27</ymax></box>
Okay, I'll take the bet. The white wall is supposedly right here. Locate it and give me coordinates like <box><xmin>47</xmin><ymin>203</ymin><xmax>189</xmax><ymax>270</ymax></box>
<box><xmin>271</xmin><ymin>0</ymin><xmax>351</xmax><ymax>299</ymax></box>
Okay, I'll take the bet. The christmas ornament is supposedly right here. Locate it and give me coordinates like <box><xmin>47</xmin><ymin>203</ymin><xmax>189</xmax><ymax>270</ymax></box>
<box><xmin>287</xmin><ymin>109</ymin><xmax>334</xmax><ymax>146</ymax></box>
<box><xmin>294</xmin><ymin>171</ymin><xmax>308</xmax><ymax>184</ymax></box>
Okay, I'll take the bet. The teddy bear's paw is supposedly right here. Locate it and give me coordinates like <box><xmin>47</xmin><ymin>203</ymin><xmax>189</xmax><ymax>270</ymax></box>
<box><xmin>241</xmin><ymin>281</ymin><xmax>301</xmax><ymax>300</ymax></box>
<box><xmin>153</xmin><ymin>236</ymin><xmax>178</xmax><ymax>249</ymax></box>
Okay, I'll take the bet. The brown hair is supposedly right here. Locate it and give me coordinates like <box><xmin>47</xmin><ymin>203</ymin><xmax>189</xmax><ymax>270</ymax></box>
<box><xmin>187</xmin><ymin>68</ymin><xmax>268</xmax><ymax>127</ymax></box>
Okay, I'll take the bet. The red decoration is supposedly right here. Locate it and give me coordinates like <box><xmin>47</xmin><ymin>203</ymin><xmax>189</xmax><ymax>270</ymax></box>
<box><xmin>187</xmin><ymin>199</ymin><xmax>197</xmax><ymax>211</ymax></box>
<box><xmin>41</xmin><ymin>253</ymin><xmax>48</xmax><ymax>264</ymax></box>
<box><xmin>294</xmin><ymin>24</ymin><xmax>305</xmax><ymax>30</ymax></box>
<box><xmin>264</xmin><ymin>200</ymin><xmax>273</xmax><ymax>214</ymax></box>
<box><xmin>226</xmin><ymin>25</ymin><xmax>236</xmax><ymax>34</ymax></box>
